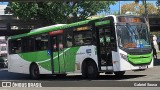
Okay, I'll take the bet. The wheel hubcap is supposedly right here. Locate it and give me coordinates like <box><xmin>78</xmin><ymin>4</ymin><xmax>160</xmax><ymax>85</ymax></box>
<box><xmin>33</xmin><ymin>67</ymin><xmax>39</xmax><ymax>76</ymax></box>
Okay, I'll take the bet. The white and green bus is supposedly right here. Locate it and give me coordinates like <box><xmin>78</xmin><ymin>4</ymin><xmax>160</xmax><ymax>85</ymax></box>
<box><xmin>7</xmin><ymin>15</ymin><xmax>153</xmax><ymax>79</ymax></box>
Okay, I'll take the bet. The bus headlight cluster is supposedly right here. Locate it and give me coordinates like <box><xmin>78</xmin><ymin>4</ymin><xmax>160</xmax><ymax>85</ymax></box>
<box><xmin>120</xmin><ymin>53</ymin><xmax>128</xmax><ymax>61</ymax></box>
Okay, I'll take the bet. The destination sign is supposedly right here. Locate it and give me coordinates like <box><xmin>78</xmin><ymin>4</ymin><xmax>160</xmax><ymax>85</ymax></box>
<box><xmin>118</xmin><ymin>16</ymin><xmax>145</xmax><ymax>23</ymax></box>
<box><xmin>75</xmin><ymin>26</ymin><xmax>91</xmax><ymax>31</ymax></box>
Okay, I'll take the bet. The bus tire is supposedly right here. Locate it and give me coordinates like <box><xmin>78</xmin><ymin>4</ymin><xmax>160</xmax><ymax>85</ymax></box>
<box><xmin>30</xmin><ymin>64</ymin><xmax>40</xmax><ymax>79</ymax></box>
<box><xmin>86</xmin><ymin>61</ymin><xmax>98</xmax><ymax>79</ymax></box>
<box><xmin>82</xmin><ymin>61</ymin><xmax>87</xmax><ymax>79</ymax></box>
<box><xmin>114</xmin><ymin>71</ymin><xmax>125</xmax><ymax>76</ymax></box>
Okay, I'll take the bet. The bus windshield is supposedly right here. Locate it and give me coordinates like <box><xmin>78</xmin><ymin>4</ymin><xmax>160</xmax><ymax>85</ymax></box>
<box><xmin>117</xmin><ymin>23</ymin><xmax>151</xmax><ymax>49</ymax></box>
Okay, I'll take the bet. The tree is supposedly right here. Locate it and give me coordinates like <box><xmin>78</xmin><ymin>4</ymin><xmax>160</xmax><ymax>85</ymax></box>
<box><xmin>5</xmin><ymin>1</ymin><xmax>115</xmax><ymax>26</ymax></box>
<box><xmin>121</xmin><ymin>2</ymin><xmax>158</xmax><ymax>15</ymax></box>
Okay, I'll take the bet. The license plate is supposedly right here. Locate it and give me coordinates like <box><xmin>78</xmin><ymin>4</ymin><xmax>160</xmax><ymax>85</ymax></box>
<box><xmin>139</xmin><ymin>65</ymin><xmax>147</xmax><ymax>69</ymax></box>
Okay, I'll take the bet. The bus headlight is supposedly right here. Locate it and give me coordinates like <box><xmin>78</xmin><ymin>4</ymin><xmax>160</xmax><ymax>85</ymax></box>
<box><xmin>120</xmin><ymin>53</ymin><xmax>128</xmax><ymax>60</ymax></box>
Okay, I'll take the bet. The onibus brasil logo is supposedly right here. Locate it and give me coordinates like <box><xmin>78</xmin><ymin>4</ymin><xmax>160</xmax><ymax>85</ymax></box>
<box><xmin>1</xmin><ymin>82</ymin><xmax>42</xmax><ymax>87</ymax></box>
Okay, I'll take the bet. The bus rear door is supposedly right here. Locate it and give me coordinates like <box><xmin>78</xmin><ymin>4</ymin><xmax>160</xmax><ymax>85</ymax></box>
<box><xmin>49</xmin><ymin>30</ymin><xmax>66</xmax><ymax>74</ymax></box>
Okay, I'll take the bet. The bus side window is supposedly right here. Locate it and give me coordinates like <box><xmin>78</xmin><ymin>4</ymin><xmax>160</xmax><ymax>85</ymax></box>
<box><xmin>74</xmin><ymin>34</ymin><xmax>83</xmax><ymax>45</ymax></box>
<box><xmin>9</xmin><ymin>39</ymin><xmax>22</xmax><ymax>54</ymax></box>
<box><xmin>73</xmin><ymin>25</ymin><xmax>93</xmax><ymax>46</ymax></box>
<box><xmin>41</xmin><ymin>34</ymin><xmax>48</xmax><ymax>50</ymax></box>
<box><xmin>35</xmin><ymin>39</ymin><xmax>41</xmax><ymax>51</ymax></box>
<box><xmin>21</xmin><ymin>38</ymin><xmax>27</xmax><ymax>52</ymax></box>
<box><xmin>74</xmin><ymin>31</ymin><xmax>93</xmax><ymax>46</ymax></box>
<box><xmin>66</xmin><ymin>29</ymin><xmax>73</xmax><ymax>47</ymax></box>
<box><xmin>35</xmin><ymin>34</ymin><xmax>48</xmax><ymax>51</ymax></box>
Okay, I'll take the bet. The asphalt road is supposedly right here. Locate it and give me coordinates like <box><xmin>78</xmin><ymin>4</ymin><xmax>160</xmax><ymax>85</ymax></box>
<box><xmin>0</xmin><ymin>68</ymin><xmax>153</xmax><ymax>81</ymax></box>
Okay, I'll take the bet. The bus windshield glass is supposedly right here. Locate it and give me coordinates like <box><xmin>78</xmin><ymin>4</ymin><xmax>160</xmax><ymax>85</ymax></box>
<box><xmin>117</xmin><ymin>23</ymin><xmax>151</xmax><ymax>49</ymax></box>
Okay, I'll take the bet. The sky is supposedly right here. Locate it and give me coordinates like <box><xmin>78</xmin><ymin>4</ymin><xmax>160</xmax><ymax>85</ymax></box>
<box><xmin>0</xmin><ymin>2</ymin><xmax>8</xmax><ymax>5</ymax></box>
<box><xmin>0</xmin><ymin>2</ymin><xmax>7</xmax><ymax>15</ymax></box>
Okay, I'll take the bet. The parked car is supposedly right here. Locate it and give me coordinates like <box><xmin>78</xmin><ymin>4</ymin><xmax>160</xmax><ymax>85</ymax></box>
<box><xmin>0</xmin><ymin>43</ymin><xmax>7</xmax><ymax>57</ymax></box>
<box><xmin>0</xmin><ymin>56</ymin><xmax>8</xmax><ymax>68</ymax></box>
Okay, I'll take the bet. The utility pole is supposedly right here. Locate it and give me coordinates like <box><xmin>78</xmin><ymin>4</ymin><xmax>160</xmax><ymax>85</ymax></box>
<box><xmin>119</xmin><ymin>1</ymin><xmax>121</xmax><ymax>15</ymax></box>
<box><xmin>144</xmin><ymin>0</ymin><xmax>149</xmax><ymax>22</ymax></box>
<box><xmin>135</xmin><ymin>0</ymin><xmax>148</xmax><ymax>21</ymax></box>
<box><xmin>157</xmin><ymin>0</ymin><xmax>160</xmax><ymax>15</ymax></box>
<box><xmin>141</xmin><ymin>0</ymin><xmax>150</xmax><ymax>32</ymax></box>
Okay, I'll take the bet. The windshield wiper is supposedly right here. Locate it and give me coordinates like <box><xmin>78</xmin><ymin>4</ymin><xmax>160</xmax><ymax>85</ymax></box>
<box><xmin>125</xmin><ymin>23</ymin><xmax>138</xmax><ymax>42</ymax></box>
<box><xmin>126</xmin><ymin>23</ymin><xmax>136</xmax><ymax>35</ymax></box>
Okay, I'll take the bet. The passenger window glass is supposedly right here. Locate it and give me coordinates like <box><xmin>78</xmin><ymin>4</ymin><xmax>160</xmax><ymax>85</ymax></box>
<box><xmin>9</xmin><ymin>39</ymin><xmax>22</xmax><ymax>54</ymax></box>
<box><xmin>74</xmin><ymin>30</ymin><xmax>92</xmax><ymax>46</ymax></box>
<box><xmin>66</xmin><ymin>31</ymin><xmax>73</xmax><ymax>47</ymax></box>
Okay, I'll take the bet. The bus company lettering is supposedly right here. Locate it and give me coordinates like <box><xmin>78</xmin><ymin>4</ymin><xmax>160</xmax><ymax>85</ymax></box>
<box><xmin>76</xmin><ymin>52</ymin><xmax>85</xmax><ymax>55</ymax></box>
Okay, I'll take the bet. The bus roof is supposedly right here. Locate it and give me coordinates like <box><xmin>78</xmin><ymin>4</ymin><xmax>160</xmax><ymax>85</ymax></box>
<box><xmin>9</xmin><ymin>16</ymin><xmax>104</xmax><ymax>40</ymax></box>
<box><xmin>30</xmin><ymin>24</ymin><xmax>67</xmax><ymax>32</ymax></box>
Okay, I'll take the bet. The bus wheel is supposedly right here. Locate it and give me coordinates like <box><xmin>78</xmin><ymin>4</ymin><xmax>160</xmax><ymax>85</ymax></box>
<box><xmin>86</xmin><ymin>61</ymin><xmax>98</xmax><ymax>79</ymax></box>
<box><xmin>30</xmin><ymin>64</ymin><xmax>40</xmax><ymax>79</ymax></box>
<box><xmin>114</xmin><ymin>71</ymin><xmax>125</xmax><ymax>76</ymax></box>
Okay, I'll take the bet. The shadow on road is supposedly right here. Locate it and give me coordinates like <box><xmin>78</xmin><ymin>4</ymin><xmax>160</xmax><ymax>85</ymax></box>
<box><xmin>0</xmin><ymin>68</ymin><xmax>146</xmax><ymax>81</ymax></box>
<box><xmin>38</xmin><ymin>74</ymin><xmax>146</xmax><ymax>81</ymax></box>
<box><xmin>154</xmin><ymin>58</ymin><xmax>160</xmax><ymax>66</ymax></box>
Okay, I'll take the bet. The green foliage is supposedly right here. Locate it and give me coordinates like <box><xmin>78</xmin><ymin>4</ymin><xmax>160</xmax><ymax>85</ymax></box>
<box><xmin>121</xmin><ymin>2</ymin><xmax>158</xmax><ymax>15</ymax></box>
<box><xmin>113</xmin><ymin>11</ymin><xmax>119</xmax><ymax>15</ymax></box>
<box><xmin>7</xmin><ymin>1</ymin><xmax>115</xmax><ymax>25</ymax></box>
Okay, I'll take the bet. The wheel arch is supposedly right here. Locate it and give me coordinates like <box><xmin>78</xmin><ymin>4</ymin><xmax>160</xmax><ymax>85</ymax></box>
<box><xmin>81</xmin><ymin>58</ymin><xmax>98</xmax><ymax>73</ymax></box>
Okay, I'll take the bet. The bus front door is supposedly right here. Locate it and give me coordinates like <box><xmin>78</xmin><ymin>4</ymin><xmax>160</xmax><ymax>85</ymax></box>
<box><xmin>50</xmin><ymin>35</ymin><xmax>65</xmax><ymax>74</ymax></box>
<box><xmin>97</xmin><ymin>26</ymin><xmax>113</xmax><ymax>68</ymax></box>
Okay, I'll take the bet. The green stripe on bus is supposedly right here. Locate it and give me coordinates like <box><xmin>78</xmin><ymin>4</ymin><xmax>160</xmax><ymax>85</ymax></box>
<box><xmin>128</xmin><ymin>53</ymin><xmax>152</xmax><ymax>64</ymax></box>
<box><xmin>95</xmin><ymin>20</ymin><xmax>110</xmax><ymax>26</ymax></box>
